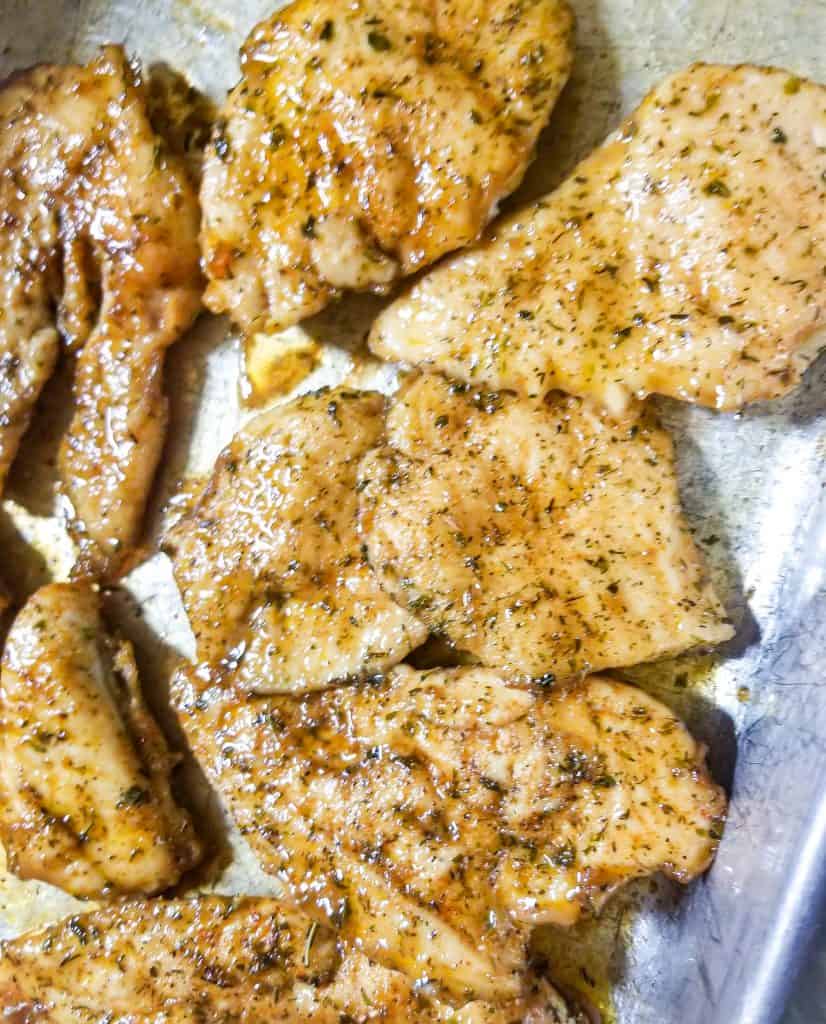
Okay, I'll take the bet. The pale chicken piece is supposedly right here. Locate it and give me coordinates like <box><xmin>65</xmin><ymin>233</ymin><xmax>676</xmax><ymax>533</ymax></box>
<box><xmin>165</xmin><ymin>388</ymin><xmax>426</xmax><ymax>694</ymax></box>
<box><xmin>371</xmin><ymin>64</ymin><xmax>826</xmax><ymax>415</ymax></box>
<box><xmin>0</xmin><ymin>47</ymin><xmax>202</xmax><ymax>576</ymax></box>
<box><xmin>359</xmin><ymin>374</ymin><xmax>732</xmax><ymax>681</ymax></box>
<box><xmin>173</xmin><ymin>664</ymin><xmax>724</xmax><ymax>1002</ymax></box>
<box><xmin>0</xmin><ymin>896</ymin><xmax>583</xmax><ymax>1024</ymax></box>
<box><xmin>0</xmin><ymin>582</ymin><xmax>201</xmax><ymax>898</ymax></box>
<box><xmin>201</xmin><ymin>0</ymin><xmax>574</xmax><ymax>332</ymax></box>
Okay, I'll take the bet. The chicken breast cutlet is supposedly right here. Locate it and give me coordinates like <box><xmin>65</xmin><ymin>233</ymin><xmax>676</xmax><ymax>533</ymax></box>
<box><xmin>200</xmin><ymin>0</ymin><xmax>574</xmax><ymax>332</ymax></box>
<box><xmin>0</xmin><ymin>47</ymin><xmax>202</xmax><ymax>576</ymax></box>
<box><xmin>359</xmin><ymin>374</ymin><xmax>732</xmax><ymax>681</ymax></box>
<box><xmin>164</xmin><ymin>388</ymin><xmax>426</xmax><ymax>694</ymax></box>
<box><xmin>0</xmin><ymin>582</ymin><xmax>201</xmax><ymax>898</ymax></box>
<box><xmin>173</xmin><ymin>665</ymin><xmax>724</xmax><ymax>1002</ymax></box>
<box><xmin>371</xmin><ymin>64</ymin><xmax>826</xmax><ymax>415</ymax></box>
<box><xmin>0</xmin><ymin>896</ymin><xmax>585</xmax><ymax>1024</ymax></box>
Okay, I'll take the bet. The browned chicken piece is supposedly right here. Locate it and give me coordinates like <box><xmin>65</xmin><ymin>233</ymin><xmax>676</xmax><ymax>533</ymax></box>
<box><xmin>371</xmin><ymin>64</ymin><xmax>826</xmax><ymax>415</ymax></box>
<box><xmin>0</xmin><ymin>46</ymin><xmax>202</xmax><ymax>577</ymax></box>
<box><xmin>0</xmin><ymin>582</ymin><xmax>201</xmax><ymax>898</ymax></box>
<box><xmin>0</xmin><ymin>896</ymin><xmax>584</xmax><ymax>1023</ymax></box>
<box><xmin>174</xmin><ymin>664</ymin><xmax>724</xmax><ymax>1002</ymax></box>
<box><xmin>359</xmin><ymin>374</ymin><xmax>732</xmax><ymax>681</ymax></box>
<box><xmin>200</xmin><ymin>0</ymin><xmax>574</xmax><ymax>332</ymax></box>
<box><xmin>165</xmin><ymin>388</ymin><xmax>426</xmax><ymax>694</ymax></box>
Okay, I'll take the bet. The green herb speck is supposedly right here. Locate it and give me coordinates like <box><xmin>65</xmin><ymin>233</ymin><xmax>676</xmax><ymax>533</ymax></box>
<box><xmin>367</xmin><ymin>30</ymin><xmax>391</xmax><ymax>51</ymax></box>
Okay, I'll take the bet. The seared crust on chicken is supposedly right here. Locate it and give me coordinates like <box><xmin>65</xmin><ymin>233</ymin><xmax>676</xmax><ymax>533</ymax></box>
<box><xmin>359</xmin><ymin>374</ymin><xmax>732</xmax><ymax>681</ymax></box>
<box><xmin>0</xmin><ymin>582</ymin><xmax>201</xmax><ymax>898</ymax></box>
<box><xmin>165</xmin><ymin>388</ymin><xmax>426</xmax><ymax>694</ymax></box>
<box><xmin>0</xmin><ymin>896</ymin><xmax>584</xmax><ymax>1023</ymax></box>
<box><xmin>200</xmin><ymin>0</ymin><xmax>574</xmax><ymax>332</ymax></box>
<box><xmin>371</xmin><ymin>64</ymin><xmax>826</xmax><ymax>414</ymax></box>
<box><xmin>0</xmin><ymin>46</ymin><xmax>202</xmax><ymax>576</ymax></box>
<box><xmin>173</xmin><ymin>664</ymin><xmax>724</xmax><ymax>1001</ymax></box>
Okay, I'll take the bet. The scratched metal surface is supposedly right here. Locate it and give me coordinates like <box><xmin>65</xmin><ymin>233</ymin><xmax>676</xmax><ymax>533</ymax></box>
<box><xmin>1</xmin><ymin>2</ymin><xmax>826</xmax><ymax>1023</ymax></box>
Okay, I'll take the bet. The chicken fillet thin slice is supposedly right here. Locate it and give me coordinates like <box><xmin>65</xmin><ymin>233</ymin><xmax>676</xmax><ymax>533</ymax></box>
<box><xmin>0</xmin><ymin>896</ymin><xmax>584</xmax><ymax>1024</ymax></box>
<box><xmin>165</xmin><ymin>387</ymin><xmax>427</xmax><ymax>694</ymax></box>
<box><xmin>370</xmin><ymin>64</ymin><xmax>826</xmax><ymax>414</ymax></box>
<box><xmin>0</xmin><ymin>46</ymin><xmax>202</xmax><ymax>576</ymax></box>
<box><xmin>359</xmin><ymin>373</ymin><xmax>732</xmax><ymax>681</ymax></box>
<box><xmin>200</xmin><ymin>0</ymin><xmax>574</xmax><ymax>332</ymax></box>
<box><xmin>173</xmin><ymin>664</ymin><xmax>724</xmax><ymax>1001</ymax></box>
<box><xmin>0</xmin><ymin>582</ymin><xmax>202</xmax><ymax>898</ymax></box>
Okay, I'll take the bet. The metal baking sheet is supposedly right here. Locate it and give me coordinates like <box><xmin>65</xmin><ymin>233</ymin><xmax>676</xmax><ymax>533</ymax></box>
<box><xmin>1</xmin><ymin>2</ymin><xmax>826</xmax><ymax>1023</ymax></box>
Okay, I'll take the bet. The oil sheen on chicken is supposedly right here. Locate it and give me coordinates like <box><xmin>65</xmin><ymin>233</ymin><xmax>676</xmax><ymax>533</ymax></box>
<box><xmin>173</xmin><ymin>663</ymin><xmax>725</xmax><ymax>1002</ymax></box>
<box><xmin>0</xmin><ymin>896</ymin><xmax>586</xmax><ymax>1023</ymax></box>
<box><xmin>359</xmin><ymin>374</ymin><xmax>732</xmax><ymax>680</ymax></box>
<box><xmin>165</xmin><ymin>388</ymin><xmax>427</xmax><ymax>694</ymax></box>
<box><xmin>200</xmin><ymin>0</ymin><xmax>574</xmax><ymax>332</ymax></box>
<box><xmin>371</xmin><ymin>64</ymin><xmax>826</xmax><ymax>414</ymax></box>
<box><xmin>0</xmin><ymin>582</ymin><xmax>202</xmax><ymax>898</ymax></box>
<box><xmin>0</xmin><ymin>47</ymin><xmax>202</xmax><ymax>576</ymax></box>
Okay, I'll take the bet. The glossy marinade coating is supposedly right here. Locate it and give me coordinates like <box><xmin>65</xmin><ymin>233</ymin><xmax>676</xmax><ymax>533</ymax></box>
<box><xmin>0</xmin><ymin>46</ymin><xmax>202</xmax><ymax>577</ymax></box>
<box><xmin>201</xmin><ymin>0</ymin><xmax>574</xmax><ymax>331</ymax></box>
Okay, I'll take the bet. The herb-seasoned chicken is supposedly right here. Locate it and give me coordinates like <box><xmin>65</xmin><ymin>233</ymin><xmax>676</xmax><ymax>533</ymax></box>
<box><xmin>359</xmin><ymin>374</ymin><xmax>732</xmax><ymax>681</ymax></box>
<box><xmin>174</xmin><ymin>664</ymin><xmax>724</xmax><ymax>1001</ymax></box>
<box><xmin>371</xmin><ymin>64</ymin><xmax>826</xmax><ymax>415</ymax></box>
<box><xmin>0</xmin><ymin>583</ymin><xmax>201</xmax><ymax>898</ymax></box>
<box><xmin>0</xmin><ymin>47</ymin><xmax>202</xmax><ymax>576</ymax></box>
<box><xmin>165</xmin><ymin>388</ymin><xmax>426</xmax><ymax>694</ymax></box>
<box><xmin>200</xmin><ymin>0</ymin><xmax>574</xmax><ymax>332</ymax></box>
<box><xmin>0</xmin><ymin>896</ymin><xmax>584</xmax><ymax>1023</ymax></box>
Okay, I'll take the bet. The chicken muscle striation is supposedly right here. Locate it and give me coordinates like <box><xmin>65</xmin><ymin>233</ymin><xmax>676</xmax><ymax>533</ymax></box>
<box><xmin>0</xmin><ymin>582</ymin><xmax>201</xmax><ymax>898</ymax></box>
<box><xmin>173</xmin><ymin>664</ymin><xmax>724</xmax><ymax>1002</ymax></box>
<box><xmin>0</xmin><ymin>47</ymin><xmax>202</xmax><ymax>576</ymax></box>
<box><xmin>371</xmin><ymin>64</ymin><xmax>826</xmax><ymax>414</ymax></box>
<box><xmin>0</xmin><ymin>896</ymin><xmax>584</xmax><ymax>1024</ymax></box>
<box><xmin>359</xmin><ymin>374</ymin><xmax>732</xmax><ymax>681</ymax></box>
<box><xmin>165</xmin><ymin>388</ymin><xmax>426</xmax><ymax>694</ymax></box>
<box><xmin>200</xmin><ymin>0</ymin><xmax>574</xmax><ymax>332</ymax></box>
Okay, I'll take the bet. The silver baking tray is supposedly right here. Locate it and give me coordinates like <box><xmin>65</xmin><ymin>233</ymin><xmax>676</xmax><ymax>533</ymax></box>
<box><xmin>1</xmin><ymin>2</ymin><xmax>825</xmax><ymax>1022</ymax></box>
